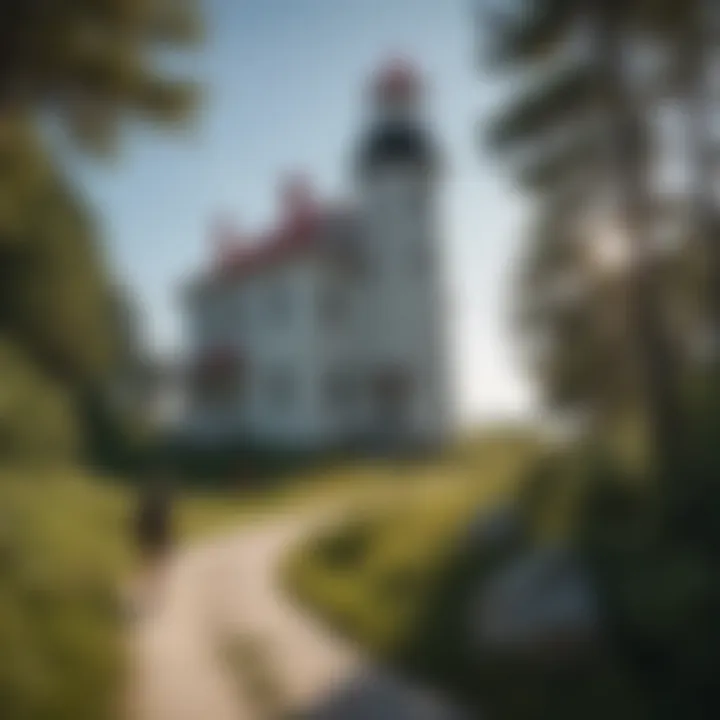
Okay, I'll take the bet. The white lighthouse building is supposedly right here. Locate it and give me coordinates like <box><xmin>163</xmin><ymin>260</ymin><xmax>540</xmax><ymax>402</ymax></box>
<box><xmin>181</xmin><ymin>60</ymin><xmax>450</xmax><ymax>450</ymax></box>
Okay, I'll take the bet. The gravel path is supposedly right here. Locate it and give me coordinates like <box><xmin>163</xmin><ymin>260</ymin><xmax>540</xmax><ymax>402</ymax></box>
<box><xmin>126</xmin><ymin>512</ymin><xmax>468</xmax><ymax>720</ymax></box>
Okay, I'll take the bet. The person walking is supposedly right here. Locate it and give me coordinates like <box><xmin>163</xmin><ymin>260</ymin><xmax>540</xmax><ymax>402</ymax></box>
<box><xmin>133</xmin><ymin>469</ymin><xmax>175</xmax><ymax>616</ymax></box>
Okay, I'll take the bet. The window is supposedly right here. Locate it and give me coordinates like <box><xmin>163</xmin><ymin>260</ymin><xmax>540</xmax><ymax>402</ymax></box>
<box><xmin>325</xmin><ymin>371</ymin><xmax>355</xmax><ymax>414</ymax></box>
<box><xmin>336</xmin><ymin>240</ymin><xmax>368</xmax><ymax>280</ymax></box>
<box><xmin>319</xmin><ymin>283</ymin><xmax>346</xmax><ymax>329</ymax></box>
<box><xmin>199</xmin><ymin>292</ymin><xmax>237</xmax><ymax>345</ymax></box>
<box><xmin>372</xmin><ymin>365</ymin><xmax>413</xmax><ymax>426</ymax></box>
<box><xmin>191</xmin><ymin>348</ymin><xmax>244</xmax><ymax>413</ymax></box>
<box><xmin>266</xmin><ymin>367</ymin><xmax>295</xmax><ymax>411</ymax></box>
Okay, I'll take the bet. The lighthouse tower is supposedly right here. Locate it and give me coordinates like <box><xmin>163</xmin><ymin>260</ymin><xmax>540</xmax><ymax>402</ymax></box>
<box><xmin>355</xmin><ymin>59</ymin><xmax>449</xmax><ymax>448</ymax></box>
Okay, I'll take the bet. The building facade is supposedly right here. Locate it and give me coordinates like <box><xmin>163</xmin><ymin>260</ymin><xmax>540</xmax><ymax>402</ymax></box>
<box><xmin>181</xmin><ymin>61</ymin><xmax>450</xmax><ymax>449</ymax></box>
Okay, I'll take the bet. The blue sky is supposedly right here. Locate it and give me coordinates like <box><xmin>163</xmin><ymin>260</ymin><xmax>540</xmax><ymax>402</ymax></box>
<box><xmin>73</xmin><ymin>0</ymin><xmax>535</xmax><ymax>425</ymax></box>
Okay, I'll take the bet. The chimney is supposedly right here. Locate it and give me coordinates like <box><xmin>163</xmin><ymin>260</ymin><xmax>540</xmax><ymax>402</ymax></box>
<box><xmin>372</xmin><ymin>56</ymin><xmax>421</xmax><ymax>107</ymax></box>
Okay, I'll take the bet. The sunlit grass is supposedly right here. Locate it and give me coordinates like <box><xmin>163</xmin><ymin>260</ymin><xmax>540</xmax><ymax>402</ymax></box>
<box><xmin>282</xmin><ymin>431</ymin><xmax>541</xmax><ymax>662</ymax></box>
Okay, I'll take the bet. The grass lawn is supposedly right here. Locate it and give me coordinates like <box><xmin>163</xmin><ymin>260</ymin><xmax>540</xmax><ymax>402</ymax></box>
<box><xmin>175</xmin><ymin>460</ymin><xmax>407</xmax><ymax>540</ymax></box>
<box><xmin>281</xmin><ymin>431</ymin><xmax>541</xmax><ymax>671</ymax></box>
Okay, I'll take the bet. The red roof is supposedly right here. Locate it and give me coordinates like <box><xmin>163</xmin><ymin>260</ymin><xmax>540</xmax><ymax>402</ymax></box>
<box><xmin>373</xmin><ymin>57</ymin><xmax>421</xmax><ymax>103</ymax></box>
<box><xmin>200</xmin><ymin>176</ymin><xmax>326</xmax><ymax>285</ymax></box>
<box><xmin>185</xmin><ymin>177</ymin><xmax>358</xmax><ymax>299</ymax></box>
<box><xmin>212</xmin><ymin>215</ymin><xmax>321</xmax><ymax>280</ymax></box>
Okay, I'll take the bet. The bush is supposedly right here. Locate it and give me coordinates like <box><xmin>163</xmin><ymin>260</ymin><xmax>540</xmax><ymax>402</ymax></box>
<box><xmin>0</xmin><ymin>471</ymin><xmax>128</xmax><ymax>720</ymax></box>
<box><xmin>0</xmin><ymin>339</ymin><xmax>80</xmax><ymax>463</ymax></box>
<box><xmin>163</xmin><ymin>435</ymin><xmax>338</xmax><ymax>487</ymax></box>
<box><xmin>283</xmin><ymin>433</ymin><xmax>541</xmax><ymax>670</ymax></box>
<box><xmin>286</xmin><ymin>434</ymin><xmax>720</xmax><ymax>717</ymax></box>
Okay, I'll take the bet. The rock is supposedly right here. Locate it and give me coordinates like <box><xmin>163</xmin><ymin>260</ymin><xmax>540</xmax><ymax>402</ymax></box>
<box><xmin>462</xmin><ymin>503</ymin><xmax>524</xmax><ymax>556</ymax></box>
<box><xmin>470</xmin><ymin>545</ymin><xmax>600</xmax><ymax>658</ymax></box>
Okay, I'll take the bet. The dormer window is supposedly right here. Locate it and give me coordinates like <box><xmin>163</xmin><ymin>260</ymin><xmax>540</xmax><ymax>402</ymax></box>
<box><xmin>266</xmin><ymin>366</ymin><xmax>295</xmax><ymax>412</ymax></box>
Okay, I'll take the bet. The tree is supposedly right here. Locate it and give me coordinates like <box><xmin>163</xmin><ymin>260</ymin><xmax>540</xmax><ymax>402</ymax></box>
<box><xmin>482</xmin><ymin>0</ymin><xmax>695</xmax><ymax>476</ymax></box>
<box><xmin>477</xmin><ymin>4</ymin><xmax>720</xmax><ymax>717</ymax></box>
<box><xmin>0</xmin><ymin>180</ymin><xmax>113</xmax><ymax>384</ymax></box>
<box><xmin>0</xmin><ymin>0</ymin><xmax>202</xmax><ymax>464</ymax></box>
<box><xmin>515</xmin><ymin>197</ymin><xmax>705</xmax><ymax>470</ymax></box>
<box><xmin>0</xmin><ymin>142</ymin><xmax>123</xmax><ymax>462</ymax></box>
<box><xmin>0</xmin><ymin>0</ymin><xmax>201</xmax><ymax>153</ymax></box>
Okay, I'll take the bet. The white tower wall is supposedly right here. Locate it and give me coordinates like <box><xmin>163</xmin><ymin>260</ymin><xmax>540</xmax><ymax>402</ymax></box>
<box><xmin>355</xmin><ymin>59</ymin><xmax>450</xmax><ymax>448</ymax></box>
<box><xmin>358</xmin><ymin>168</ymin><xmax>448</xmax><ymax>447</ymax></box>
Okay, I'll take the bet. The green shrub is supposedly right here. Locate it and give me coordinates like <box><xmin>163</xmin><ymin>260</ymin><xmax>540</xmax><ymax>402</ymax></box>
<box><xmin>283</xmin><ymin>433</ymin><xmax>541</xmax><ymax>669</ymax></box>
<box><xmin>0</xmin><ymin>472</ymin><xmax>128</xmax><ymax>720</ymax></box>
<box><xmin>0</xmin><ymin>339</ymin><xmax>80</xmax><ymax>463</ymax></box>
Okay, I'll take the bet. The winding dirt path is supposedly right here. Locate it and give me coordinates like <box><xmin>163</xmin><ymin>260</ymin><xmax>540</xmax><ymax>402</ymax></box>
<box><xmin>126</xmin><ymin>511</ymin><xmax>468</xmax><ymax>720</ymax></box>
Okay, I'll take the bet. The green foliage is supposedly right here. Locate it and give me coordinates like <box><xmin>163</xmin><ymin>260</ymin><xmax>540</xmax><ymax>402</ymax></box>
<box><xmin>487</xmin><ymin>61</ymin><xmax>600</xmax><ymax>153</ymax></box>
<box><xmin>79</xmin><ymin>387</ymin><xmax>152</xmax><ymax>474</ymax></box>
<box><xmin>0</xmin><ymin>121</ymin><xmax>54</xmax><ymax>244</ymax></box>
<box><xmin>0</xmin><ymin>123</ymin><xmax>144</xmax><ymax>466</ymax></box>
<box><xmin>0</xmin><ymin>0</ymin><xmax>201</xmax><ymax>154</ymax></box>
<box><xmin>485</xmin><ymin>0</ymin><xmax>707</xmax><ymax>451</ymax></box>
<box><xmin>0</xmin><ymin>5</ymin><xmax>205</xmax><ymax>719</ymax></box>
<box><xmin>0</xmin><ymin>0</ymin><xmax>204</xmax><ymax>463</ymax></box>
<box><xmin>457</xmin><ymin>1</ymin><xmax>720</xmax><ymax>715</ymax></box>
<box><xmin>285</xmin><ymin>431</ymin><xmax>720</xmax><ymax>717</ymax></box>
<box><xmin>566</xmin><ymin>452</ymin><xmax>720</xmax><ymax>718</ymax></box>
<box><xmin>484</xmin><ymin>0</ymin><xmax>634</xmax><ymax>424</ymax></box>
<box><xmin>0</xmin><ymin>472</ymin><xmax>128</xmax><ymax>720</ymax></box>
<box><xmin>166</xmin><ymin>438</ymin><xmax>334</xmax><ymax>486</ymax></box>
<box><xmin>485</xmin><ymin>0</ymin><xmax>576</xmax><ymax>68</ymax></box>
<box><xmin>0</xmin><ymin>177</ymin><xmax>115</xmax><ymax>388</ymax></box>
<box><xmin>0</xmin><ymin>337</ymin><xmax>81</xmax><ymax>462</ymax></box>
<box><xmin>283</xmin><ymin>434</ymin><xmax>540</xmax><ymax>669</ymax></box>
<box><xmin>458</xmin><ymin>442</ymin><xmax>720</xmax><ymax>718</ymax></box>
